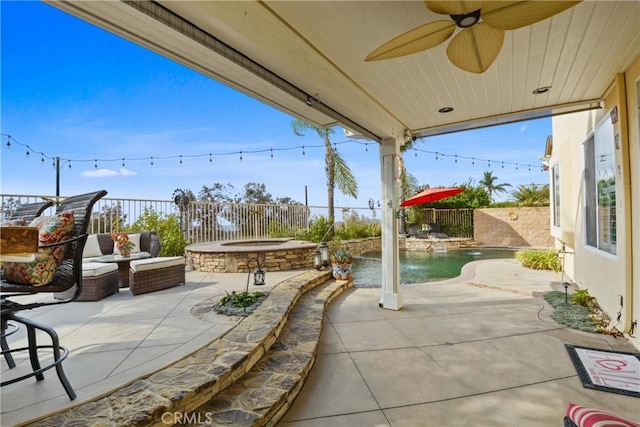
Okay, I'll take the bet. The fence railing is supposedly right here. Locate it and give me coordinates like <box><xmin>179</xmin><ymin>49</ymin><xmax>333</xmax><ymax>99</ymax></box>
<box><xmin>1</xmin><ymin>194</ymin><xmax>383</xmax><ymax>243</ymax></box>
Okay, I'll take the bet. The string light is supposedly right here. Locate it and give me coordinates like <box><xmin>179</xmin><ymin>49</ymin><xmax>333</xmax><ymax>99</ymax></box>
<box><xmin>1</xmin><ymin>133</ymin><xmax>545</xmax><ymax>176</ymax></box>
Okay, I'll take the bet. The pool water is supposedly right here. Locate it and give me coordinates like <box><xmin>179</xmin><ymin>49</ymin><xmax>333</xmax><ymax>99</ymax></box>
<box><xmin>352</xmin><ymin>249</ymin><xmax>514</xmax><ymax>286</ymax></box>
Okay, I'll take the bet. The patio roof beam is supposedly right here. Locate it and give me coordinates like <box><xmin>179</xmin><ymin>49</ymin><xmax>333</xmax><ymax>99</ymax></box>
<box><xmin>122</xmin><ymin>0</ymin><xmax>382</xmax><ymax>143</ymax></box>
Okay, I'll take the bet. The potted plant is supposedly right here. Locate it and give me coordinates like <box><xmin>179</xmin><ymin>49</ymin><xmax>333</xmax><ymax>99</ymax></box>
<box><xmin>331</xmin><ymin>247</ymin><xmax>353</xmax><ymax>280</ymax></box>
<box><xmin>111</xmin><ymin>232</ymin><xmax>135</xmax><ymax>257</ymax></box>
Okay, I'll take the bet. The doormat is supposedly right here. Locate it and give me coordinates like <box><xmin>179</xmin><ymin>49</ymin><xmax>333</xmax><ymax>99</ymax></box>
<box><xmin>565</xmin><ymin>344</ymin><xmax>640</xmax><ymax>397</ymax></box>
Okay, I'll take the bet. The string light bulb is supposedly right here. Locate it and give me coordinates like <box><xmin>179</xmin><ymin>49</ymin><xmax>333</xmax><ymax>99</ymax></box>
<box><xmin>6</xmin><ymin>136</ymin><xmax>10</xmax><ymax>149</ymax></box>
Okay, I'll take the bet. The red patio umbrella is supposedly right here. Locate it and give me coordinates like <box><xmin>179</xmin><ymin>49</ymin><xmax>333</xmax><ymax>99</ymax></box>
<box><xmin>400</xmin><ymin>187</ymin><xmax>464</xmax><ymax>207</ymax></box>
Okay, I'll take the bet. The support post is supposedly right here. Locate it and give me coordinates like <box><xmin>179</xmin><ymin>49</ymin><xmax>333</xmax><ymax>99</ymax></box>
<box><xmin>378</xmin><ymin>137</ymin><xmax>403</xmax><ymax>310</ymax></box>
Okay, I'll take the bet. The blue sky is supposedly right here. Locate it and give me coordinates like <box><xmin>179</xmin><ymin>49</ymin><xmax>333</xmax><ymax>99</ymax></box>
<box><xmin>1</xmin><ymin>1</ymin><xmax>550</xmax><ymax>206</ymax></box>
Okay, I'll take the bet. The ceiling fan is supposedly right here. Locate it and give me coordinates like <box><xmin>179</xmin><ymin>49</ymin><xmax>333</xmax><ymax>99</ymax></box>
<box><xmin>365</xmin><ymin>1</ymin><xmax>581</xmax><ymax>73</ymax></box>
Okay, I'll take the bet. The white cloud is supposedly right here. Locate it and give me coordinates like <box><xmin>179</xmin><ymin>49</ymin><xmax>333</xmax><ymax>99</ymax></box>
<box><xmin>520</xmin><ymin>125</ymin><xmax>527</xmax><ymax>132</ymax></box>
<box><xmin>81</xmin><ymin>168</ymin><xmax>138</xmax><ymax>178</ymax></box>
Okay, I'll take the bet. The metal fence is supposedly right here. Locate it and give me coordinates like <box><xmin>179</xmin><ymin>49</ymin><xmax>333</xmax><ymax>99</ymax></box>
<box><xmin>1</xmin><ymin>194</ymin><xmax>176</xmax><ymax>234</ymax></box>
<box><xmin>1</xmin><ymin>194</ymin><xmax>382</xmax><ymax>243</ymax></box>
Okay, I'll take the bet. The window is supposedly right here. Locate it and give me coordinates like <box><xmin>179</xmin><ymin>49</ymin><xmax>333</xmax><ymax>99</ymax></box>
<box><xmin>584</xmin><ymin>113</ymin><xmax>616</xmax><ymax>254</ymax></box>
<box><xmin>551</xmin><ymin>164</ymin><xmax>561</xmax><ymax>227</ymax></box>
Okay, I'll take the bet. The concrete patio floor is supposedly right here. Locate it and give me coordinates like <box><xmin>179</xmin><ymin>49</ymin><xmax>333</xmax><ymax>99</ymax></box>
<box><xmin>2</xmin><ymin>259</ymin><xmax>639</xmax><ymax>426</ymax></box>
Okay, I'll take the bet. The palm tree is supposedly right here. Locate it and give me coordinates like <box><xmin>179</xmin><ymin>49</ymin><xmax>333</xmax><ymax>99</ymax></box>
<box><xmin>511</xmin><ymin>184</ymin><xmax>550</xmax><ymax>206</ymax></box>
<box><xmin>479</xmin><ymin>171</ymin><xmax>511</xmax><ymax>203</ymax></box>
<box><xmin>291</xmin><ymin>119</ymin><xmax>358</xmax><ymax>240</ymax></box>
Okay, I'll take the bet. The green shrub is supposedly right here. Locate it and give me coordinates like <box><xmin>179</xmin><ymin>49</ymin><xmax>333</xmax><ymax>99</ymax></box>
<box><xmin>127</xmin><ymin>207</ymin><xmax>188</xmax><ymax>256</ymax></box>
<box><xmin>514</xmin><ymin>249</ymin><xmax>561</xmax><ymax>272</ymax></box>
<box><xmin>544</xmin><ymin>291</ymin><xmax>608</xmax><ymax>333</ymax></box>
<box><xmin>219</xmin><ymin>290</ymin><xmax>265</xmax><ymax>308</ymax></box>
<box><xmin>571</xmin><ymin>288</ymin><xmax>595</xmax><ymax>307</ymax></box>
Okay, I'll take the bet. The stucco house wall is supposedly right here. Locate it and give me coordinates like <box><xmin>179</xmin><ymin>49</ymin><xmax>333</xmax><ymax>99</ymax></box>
<box><xmin>551</xmin><ymin>54</ymin><xmax>639</xmax><ymax>349</ymax></box>
<box><xmin>473</xmin><ymin>207</ymin><xmax>553</xmax><ymax>248</ymax></box>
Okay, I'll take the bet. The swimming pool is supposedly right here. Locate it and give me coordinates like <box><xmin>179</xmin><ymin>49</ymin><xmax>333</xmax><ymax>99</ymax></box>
<box><xmin>352</xmin><ymin>249</ymin><xmax>514</xmax><ymax>286</ymax></box>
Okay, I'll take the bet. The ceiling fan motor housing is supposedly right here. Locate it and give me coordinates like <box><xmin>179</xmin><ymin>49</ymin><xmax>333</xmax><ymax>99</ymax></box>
<box><xmin>451</xmin><ymin>9</ymin><xmax>481</xmax><ymax>28</ymax></box>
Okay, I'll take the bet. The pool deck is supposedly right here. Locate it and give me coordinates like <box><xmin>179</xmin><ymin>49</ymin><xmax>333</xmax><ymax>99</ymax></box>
<box><xmin>2</xmin><ymin>259</ymin><xmax>639</xmax><ymax>426</ymax></box>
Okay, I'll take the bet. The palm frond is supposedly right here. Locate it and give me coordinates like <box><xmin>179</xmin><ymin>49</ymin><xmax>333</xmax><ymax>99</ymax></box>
<box><xmin>334</xmin><ymin>150</ymin><xmax>358</xmax><ymax>198</ymax></box>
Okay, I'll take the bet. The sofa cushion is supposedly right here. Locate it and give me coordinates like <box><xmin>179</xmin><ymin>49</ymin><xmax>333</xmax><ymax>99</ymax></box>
<box><xmin>82</xmin><ymin>262</ymin><xmax>118</xmax><ymax>277</ymax></box>
<box><xmin>83</xmin><ymin>234</ymin><xmax>103</xmax><ymax>258</ymax></box>
<box><xmin>130</xmin><ymin>256</ymin><xmax>184</xmax><ymax>272</ymax></box>
<box><xmin>113</xmin><ymin>233</ymin><xmax>141</xmax><ymax>255</ymax></box>
<box><xmin>2</xmin><ymin>212</ymin><xmax>74</xmax><ymax>286</ymax></box>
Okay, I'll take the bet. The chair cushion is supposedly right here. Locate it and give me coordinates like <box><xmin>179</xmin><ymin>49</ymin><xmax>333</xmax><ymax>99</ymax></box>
<box><xmin>2</xmin><ymin>212</ymin><xmax>75</xmax><ymax>286</ymax></box>
<box><xmin>82</xmin><ymin>262</ymin><xmax>118</xmax><ymax>277</ymax></box>
<box><xmin>130</xmin><ymin>256</ymin><xmax>184</xmax><ymax>272</ymax></box>
<box><xmin>566</xmin><ymin>403</ymin><xmax>640</xmax><ymax>427</ymax></box>
<box><xmin>82</xmin><ymin>234</ymin><xmax>104</xmax><ymax>258</ymax></box>
<box><xmin>113</xmin><ymin>233</ymin><xmax>141</xmax><ymax>255</ymax></box>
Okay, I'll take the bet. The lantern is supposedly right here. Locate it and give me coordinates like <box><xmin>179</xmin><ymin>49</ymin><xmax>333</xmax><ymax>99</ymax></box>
<box><xmin>319</xmin><ymin>242</ymin><xmax>330</xmax><ymax>267</ymax></box>
<box><xmin>312</xmin><ymin>250</ymin><xmax>322</xmax><ymax>270</ymax></box>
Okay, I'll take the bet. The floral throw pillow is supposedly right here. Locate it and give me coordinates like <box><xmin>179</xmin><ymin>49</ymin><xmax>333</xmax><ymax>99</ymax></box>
<box><xmin>2</xmin><ymin>211</ymin><xmax>75</xmax><ymax>286</ymax></box>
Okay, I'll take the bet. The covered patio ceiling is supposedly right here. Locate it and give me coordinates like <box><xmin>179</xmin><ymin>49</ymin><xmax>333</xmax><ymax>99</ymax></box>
<box><xmin>46</xmin><ymin>0</ymin><xmax>639</xmax><ymax>143</ymax></box>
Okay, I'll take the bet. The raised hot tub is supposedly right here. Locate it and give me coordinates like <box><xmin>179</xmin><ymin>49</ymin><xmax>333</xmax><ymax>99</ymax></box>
<box><xmin>185</xmin><ymin>238</ymin><xmax>317</xmax><ymax>273</ymax></box>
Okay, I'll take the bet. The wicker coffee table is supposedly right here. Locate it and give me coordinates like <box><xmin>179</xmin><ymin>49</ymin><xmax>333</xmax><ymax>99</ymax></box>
<box><xmin>94</xmin><ymin>252</ymin><xmax>151</xmax><ymax>288</ymax></box>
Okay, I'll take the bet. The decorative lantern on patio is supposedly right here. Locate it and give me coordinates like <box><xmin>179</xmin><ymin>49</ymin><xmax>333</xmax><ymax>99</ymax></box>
<box><xmin>319</xmin><ymin>242</ymin><xmax>330</xmax><ymax>267</ymax></box>
<box><xmin>312</xmin><ymin>250</ymin><xmax>323</xmax><ymax>270</ymax></box>
<box><xmin>253</xmin><ymin>265</ymin><xmax>266</xmax><ymax>286</ymax></box>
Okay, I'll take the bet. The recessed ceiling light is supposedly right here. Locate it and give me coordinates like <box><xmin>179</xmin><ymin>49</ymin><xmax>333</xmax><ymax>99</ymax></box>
<box><xmin>533</xmin><ymin>86</ymin><xmax>551</xmax><ymax>95</ymax></box>
<box><xmin>439</xmin><ymin>107</ymin><xmax>454</xmax><ymax>113</ymax></box>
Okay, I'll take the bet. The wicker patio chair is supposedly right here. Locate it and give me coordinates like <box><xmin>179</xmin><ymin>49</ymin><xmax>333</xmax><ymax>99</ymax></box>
<box><xmin>1</xmin><ymin>190</ymin><xmax>107</xmax><ymax>400</ymax></box>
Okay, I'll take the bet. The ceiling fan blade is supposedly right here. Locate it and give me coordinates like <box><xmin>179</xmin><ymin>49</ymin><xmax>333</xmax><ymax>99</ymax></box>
<box><xmin>482</xmin><ymin>1</ymin><xmax>582</xmax><ymax>31</ymax></box>
<box><xmin>425</xmin><ymin>1</ymin><xmax>492</xmax><ymax>16</ymax></box>
<box><xmin>446</xmin><ymin>23</ymin><xmax>504</xmax><ymax>73</ymax></box>
<box><xmin>365</xmin><ymin>20</ymin><xmax>455</xmax><ymax>61</ymax></box>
